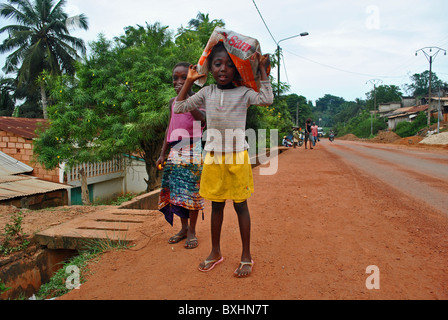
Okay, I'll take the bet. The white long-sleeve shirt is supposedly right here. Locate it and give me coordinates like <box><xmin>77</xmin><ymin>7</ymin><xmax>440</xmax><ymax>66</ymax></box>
<box><xmin>174</xmin><ymin>80</ymin><xmax>274</xmax><ymax>153</ymax></box>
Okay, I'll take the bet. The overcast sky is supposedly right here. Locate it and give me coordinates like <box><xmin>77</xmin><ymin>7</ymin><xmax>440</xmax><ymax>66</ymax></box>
<box><xmin>1</xmin><ymin>0</ymin><xmax>448</xmax><ymax>103</ymax></box>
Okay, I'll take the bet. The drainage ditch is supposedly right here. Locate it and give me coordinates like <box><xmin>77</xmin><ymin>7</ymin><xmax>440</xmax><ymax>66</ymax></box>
<box><xmin>0</xmin><ymin>189</ymin><xmax>160</xmax><ymax>300</ymax></box>
<box><xmin>0</xmin><ymin>244</ymin><xmax>77</xmax><ymax>300</ymax></box>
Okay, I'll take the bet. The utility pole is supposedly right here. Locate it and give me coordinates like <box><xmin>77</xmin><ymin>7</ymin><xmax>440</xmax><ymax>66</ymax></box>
<box><xmin>437</xmin><ymin>88</ymin><xmax>442</xmax><ymax>134</ymax></box>
<box><xmin>415</xmin><ymin>47</ymin><xmax>447</xmax><ymax>127</ymax></box>
<box><xmin>366</xmin><ymin>79</ymin><xmax>383</xmax><ymax>136</ymax></box>
<box><xmin>277</xmin><ymin>32</ymin><xmax>309</xmax><ymax>97</ymax></box>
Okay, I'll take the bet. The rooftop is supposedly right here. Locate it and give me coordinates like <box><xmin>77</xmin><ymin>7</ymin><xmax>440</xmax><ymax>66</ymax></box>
<box><xmin>0</xmin><ymin>151</ymin><xmax>33</xmax><ymax>176</ymax></box>
<box><xmin>0</xmin><ymin>116</ymin><xmax>48</xmax><ymax>139</ymax></box>
<box><xmin>0</xmin><ymin>151</ymin><xmax>70</xmax><ymax>201</ymax></box>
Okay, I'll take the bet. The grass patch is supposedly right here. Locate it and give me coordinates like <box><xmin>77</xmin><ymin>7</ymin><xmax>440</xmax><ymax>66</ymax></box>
<box><xmin>93</xmin><ymin>192</ymin><xmax>139</xmax><ymax>206</ymax></box>
<box><xmin>35</xmin><ymin>236</ymin><xmax>132</xmax><ymax>300</ymax></box>
<box><xmin>0</xmin><ymin>211</ymin><xmax>30</xmax><ymax>256</ymax></box>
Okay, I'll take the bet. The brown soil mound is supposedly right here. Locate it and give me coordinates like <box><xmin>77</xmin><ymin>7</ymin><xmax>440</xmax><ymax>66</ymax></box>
<box><xmin>393</xmin><ymin>136</ymin><xmax>424</xmax><ymax>145</ymax></box>
<box><xmin>370</xmin><ymin>131</ymin><xmax>401</xmax><ymax>143</ymax></box>
<box><xmin>338</xmin><ymin>134</ymin><xmax>359</xmax><ymax>141</ymax></box>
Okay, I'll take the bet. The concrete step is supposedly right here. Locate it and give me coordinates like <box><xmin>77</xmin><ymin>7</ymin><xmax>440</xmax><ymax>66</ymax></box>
<box><xmin>34</xmin><ymin>208</ymin><xmax>161</xmax><ymax>250</ymax></box>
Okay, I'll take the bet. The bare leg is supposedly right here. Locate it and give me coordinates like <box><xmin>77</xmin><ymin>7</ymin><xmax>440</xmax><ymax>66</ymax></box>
<box><xmin>199</xmin><ymin>202</ymin><xmax>225</xmax><ymax>270</ymax></box>
<box><xmin>185</xmin><ymin>210</ymin><xmax>199</xmax><ymax>249</ymax></box>
<box><xmin>233</xmin><ymin>201</ymin><xmax>253</xmax><ymax>277</ymax></box>
<box><xmin>168</xmin><ymin>218</ymin><xmax>188</xmax><ymax>244</ymax></box>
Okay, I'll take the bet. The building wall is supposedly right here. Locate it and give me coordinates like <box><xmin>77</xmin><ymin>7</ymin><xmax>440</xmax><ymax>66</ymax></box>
<box><xmin>379</xmin><ymin>103</ymin><xmax>401</xmax><ymax>114</ymax></box>
<box><xmin>388</xmin><ymin>116</ymin><xmax>409</xmax><ymax>130</ymax></box>
<box><xmin>0</xmin><ymin>129</ymin><xmax>60</xmax><ymax>183</ymax></box>
<box><xmin>124</xmin><ymin>157</ymin><xmax>150</xmax><ymax>194</ymax></box>
<box><xmin>92</xmin><ymin>177</ymin><xmax>124</xmax><ymax>202</ymax></box>
<box><xmin>1</xmin><ymin>190</ymin><xmax>68</xmax><ymax>210</ymax></box>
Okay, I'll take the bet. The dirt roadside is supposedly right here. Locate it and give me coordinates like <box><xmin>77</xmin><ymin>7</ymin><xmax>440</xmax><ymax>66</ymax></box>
<box><xmin>49</xmin><ymin>140</ymin><xmax>448</xmax><ymax>300</ymax></box>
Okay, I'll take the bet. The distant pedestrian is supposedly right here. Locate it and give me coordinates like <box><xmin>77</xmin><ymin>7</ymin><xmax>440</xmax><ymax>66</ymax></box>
<box><xmin>311</xmin><ymin>122</ymin><xmax>319</xmax><ymax>147</ymax></box>
<box><xmin>292</xmin><ymin>127</ymin><xmax>300</xmax><ymax>148</ymax></box>
<box><xmin>305</xmin><ymin>118</ymin><xmax>313</xmax><ymax>149</ymax></box>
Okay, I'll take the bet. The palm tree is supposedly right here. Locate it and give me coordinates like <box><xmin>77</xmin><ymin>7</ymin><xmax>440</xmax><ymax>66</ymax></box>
<box><xmin>0</xmin><ymin>76</ymin><xmax>16</xmax><ymax>116</ymax></box>
<box><xmin>0</xmin><ymin>0</ymin><xmax>88</xmax><ymax>118</ymax></box>
<box><xmin>187</xmin><ymin>12</ymin><xmax>225</xmax><ymax>46</ymax></box>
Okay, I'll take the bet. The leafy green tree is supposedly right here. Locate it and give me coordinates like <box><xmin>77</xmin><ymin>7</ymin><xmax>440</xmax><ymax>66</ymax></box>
<box><xmin>182</xmin><ymin>12</ymin><xmax>225</xmax><ymax>47</ymax></box>
<box><xmin>366</xmin><ymin>85</ymin><xmax>402</xmax><ymax>111</ymax></box>
<box><xmin>253</xmin><ymin>100</ymin><xmax>294</xmax><ymax>145</ymax></box>
<box><xmin>405</xmin><ymin>71</ymin><xmax>447</xmax><ymax>98</ymax></box>
<box><xmin>284</xmin><ymin>94</ymin><xmax>313</xmax><ymax>127</ymax></box>
<box><xmin>314</xmin><ymin>94</ymin><xmax>345</xmax><ymax>127</ymax></box>
<box><xmin>0</xmin><ymin>0</ymin><xmax>88</xmax><ymax>118</ymax></box>
<box><xmin>333</xmin><ymin>99</ymin><xmax>365</xmax><ymax>127</ymax></box>
<box><xmin>334</xmin><ymin>108</ymin><xmax>386</xmax><ymax>139</ymax></box>
<box><xmin>34</xmin><ymin>23</ymin><xmax>177</xmax><ymax>196</ymax></box>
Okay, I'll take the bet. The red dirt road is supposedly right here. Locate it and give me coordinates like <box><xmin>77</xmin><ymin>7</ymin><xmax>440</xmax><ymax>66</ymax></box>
<box><xmin>60</xmin><ymin>139</ymin><xmax>448</xmax><ymax>300</ymax></box>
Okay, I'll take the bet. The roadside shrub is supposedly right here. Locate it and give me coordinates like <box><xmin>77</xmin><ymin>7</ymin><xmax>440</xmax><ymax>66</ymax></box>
<box><xmin>352</xmin><ymin>118</ymin><xmax>387</xmax><ymax>139</ymax></box>
<box><xmin>394</xmin><ymin>112</ymin><xmax>429</xmax><ymax>138</ymax></box>
<box><xmin>395</xmin><ymin>121</ymin><xmax>414</xmax><ymax>137</ymax></box>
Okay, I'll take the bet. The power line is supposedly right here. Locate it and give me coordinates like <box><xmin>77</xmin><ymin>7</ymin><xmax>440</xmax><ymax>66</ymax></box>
<box><xmin>283</xmin><ymin>48</ymin><xmax>411</xmax><ymax>80</ymax></box>
<box><xmin>251</xmin><ymin>0</ymin><xmax>277</xmax><ymax>45</ymax></box>
<box><xmin>251</xmin><ymin>0</ymin><xmax>447</xmax><ymax>84</ymax></box>
<box><xmin>281</xmin><ymin>54</ymin><xmax>290</xmax><ymax>84</ymax></box>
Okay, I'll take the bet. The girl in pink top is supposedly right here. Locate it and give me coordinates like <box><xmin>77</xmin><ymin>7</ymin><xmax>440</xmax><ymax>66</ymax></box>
<box><xmin>157</xmin><ymin>62</ymin><xmax>205</xmax><ymax>249</ymax></box>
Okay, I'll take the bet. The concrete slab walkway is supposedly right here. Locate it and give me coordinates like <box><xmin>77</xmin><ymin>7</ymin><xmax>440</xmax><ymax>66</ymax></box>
<box><xmin>35</xmin><ymin>208</ymin><xmax>160</xmax><ymax>250</ymax></box>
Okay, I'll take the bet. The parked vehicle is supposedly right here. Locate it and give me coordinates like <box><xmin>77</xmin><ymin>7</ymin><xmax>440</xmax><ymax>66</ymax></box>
<box><xmin>318</xmin><ymin>127</ymin><xmax>324</xmax><ymax>137</ymax></box>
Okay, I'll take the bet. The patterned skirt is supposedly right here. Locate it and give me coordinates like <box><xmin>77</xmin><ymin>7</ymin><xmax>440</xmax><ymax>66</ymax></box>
<box><xmin>158</xmin><ymin>139</ymin><xmax>204</xmax><ymax>226</ymax></box>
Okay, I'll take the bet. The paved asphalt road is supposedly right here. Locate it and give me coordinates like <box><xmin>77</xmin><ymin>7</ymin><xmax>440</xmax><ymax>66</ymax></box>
<box><xmin>323</xmin><ymin>139</ymin><xmax>448</xmax><ymax>216</ymax></box>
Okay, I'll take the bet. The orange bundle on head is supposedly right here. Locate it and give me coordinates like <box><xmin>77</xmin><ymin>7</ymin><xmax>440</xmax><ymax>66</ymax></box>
<box><xmin>195</xmin><ymin>27</ymin><xmax>270</xmax><ymax>92</ymax></box>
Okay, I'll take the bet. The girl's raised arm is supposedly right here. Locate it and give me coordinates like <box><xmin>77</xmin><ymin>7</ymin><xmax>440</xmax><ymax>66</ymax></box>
<box><xmin>176</xmin><ymin>65</ymin><xmax>206</xmax><ymax>102</ymax></box>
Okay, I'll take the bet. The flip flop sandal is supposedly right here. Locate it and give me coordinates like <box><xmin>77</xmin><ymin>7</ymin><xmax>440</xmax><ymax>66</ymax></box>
<box><xmin>234</xmin><ymin>260</ymin><xmax>254</xmax><ymax>277</ymax></box>
<box><xmin>198</xmin><ymin>257</ymin><xmax>224</xmax><ymax>272</ymax></box>
<box><xmin>168</xmin><ymin>234</ymin><xmax>187</xmax><ymax>244</ymax></box>
<box><xmin>185</xmin><ymin>238</ymin><xmax>198</xmax><ymax>249</ymax></box>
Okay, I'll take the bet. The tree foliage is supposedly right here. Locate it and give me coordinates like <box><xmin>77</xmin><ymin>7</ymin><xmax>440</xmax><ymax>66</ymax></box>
<box><xmin>394</xmin><ymin>112</ymin><xmax>428</xmax><ymax>138</ymax></box>
<box><xmin>34</xmin><ymin>23</ymin><xmax>177</xmax><ymax>191</ymax></box>
<box><xmin>0</xmin><ymin>0</ymin><xmax>89</xmax><ymax>118</ymax></box>
<box><xmin>0</xmin><ymin>76</ymin><xmax>16</xmax><ymax>116</ymax></box>
<box><xmin>334</xmin><ymin>110</ymin><xmax>386</xmax><ymax>138</ymax></box>
<box><xmin>365</xmin><ymin>85</ymin><xmax>402</xmax><ymax>110</ymax></box>
<box><xmin>405</xmin><ymin>71</ymin><xmax>448</xmax><ymax>98</ymax></box>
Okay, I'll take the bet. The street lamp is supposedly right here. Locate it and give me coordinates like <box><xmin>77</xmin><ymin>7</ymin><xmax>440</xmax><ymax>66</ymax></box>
<box><xmin>277</xmin><ymin>32</ymin><xmax>309</xmax><ymax>97</ymax></box>
<box><xmin>415</xmin><ymin>47</ymin><xmax>447</xmax><ymax>127</ymax></box>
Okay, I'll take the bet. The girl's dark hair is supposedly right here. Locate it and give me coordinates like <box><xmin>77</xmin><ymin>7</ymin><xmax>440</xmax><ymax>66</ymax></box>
<box><xmin>174</xmin><ymin>62</ymin><xmax>191</xmax><ymax>70</ymax></box>
<box><xmin>207</xmin><ymin>42</ymin><xmax>226</xmax><ymax>70</ymax></box>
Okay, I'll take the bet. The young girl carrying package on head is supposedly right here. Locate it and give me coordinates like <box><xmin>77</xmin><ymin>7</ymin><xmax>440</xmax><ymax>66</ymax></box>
<box><xmin>157</xmin><ymin>62</ymin><xmax>206</xmax><ymax>249</ymax></box>
<box><xmin>174</xmin><ymin>33</ymin><xmax>273</xmax><ymax>277</ymax></box>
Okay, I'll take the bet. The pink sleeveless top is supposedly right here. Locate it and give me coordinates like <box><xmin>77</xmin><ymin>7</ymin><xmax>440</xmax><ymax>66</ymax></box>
<box><xmin>167</xmin><ymin>98</ymin><xmax>204</xmax><ymax>143</ymax></box>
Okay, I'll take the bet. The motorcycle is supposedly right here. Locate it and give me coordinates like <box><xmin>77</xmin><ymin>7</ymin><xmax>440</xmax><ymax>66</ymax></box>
<box><xmin>329</xmin><ymin>133</ymin><xmax>335</xmax><ymax>142</ymax></box>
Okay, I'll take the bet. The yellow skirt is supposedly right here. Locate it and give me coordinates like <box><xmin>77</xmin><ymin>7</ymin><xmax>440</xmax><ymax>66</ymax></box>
<box><xmin>200</xmin><ymin>151</ymin><xmax>254</xmax><ymax>203</ymax></box>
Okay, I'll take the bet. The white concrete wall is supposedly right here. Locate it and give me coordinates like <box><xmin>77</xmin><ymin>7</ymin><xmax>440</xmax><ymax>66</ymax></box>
<box><xmin>92</xmin><ymin>177</ymin><xmax>124</xmax><ymax>202</ymax></box>
<box><xmin>124</xmin><ymin>157</ymin><xmax>149</xmax><ymax>194</ymax></box>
